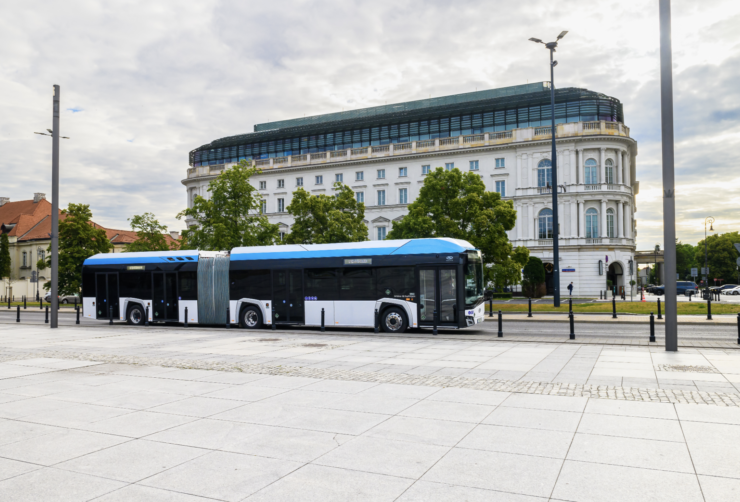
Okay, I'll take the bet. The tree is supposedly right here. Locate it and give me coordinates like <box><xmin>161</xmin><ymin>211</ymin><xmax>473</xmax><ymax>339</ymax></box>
<box><xmin>488</xmin><ymin>246</ymin><xmax>530</xmax><ymax>291</ymax></box>
<box><xmin>37</xmin><ymin>203</ymin><xmax>113</xmax><ymax>295</ymax></box>
<box><xmin>286</xmin><ymin>183</ymin><xmax>368</xmax><ymax>244</ymax></box>
<box><xmin>694</xmin><ymin>231</ymin><xmax>740</xmax><ymax>285</ymax></box>
<box><xmin>387</xmin><ymin>166</ymin><xmax>528</xmax><ymax>272</ymax></box>
<box><xmin>675</xmin><ymin>239</ymin><xmax>698</xmax><ymax>279</ymax></box>
<box><xmin>124</xmin><ymin>213</ymin><xmax>177</xmax><ymax>252</ymax></box>
<box><xmin>522</xmin><ymin>256</ymin><xmax>546</xmax><ymax>298</ymax></box>
<box><xmin>177</xmin><ymin>160</ymin><xmax>278</xmax><ymax>250</ymax></box>
<box><xmin>0</xmin><ymin>233</ymin><xmax>10</xmax><ymax>280</ymax></box>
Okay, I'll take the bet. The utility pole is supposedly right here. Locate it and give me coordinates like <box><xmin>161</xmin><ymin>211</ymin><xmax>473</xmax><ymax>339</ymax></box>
<box><xmin>659</xmin><ymin>1</ymin><xmax>677</xmax><ymax>351</ymax></box>
<box><xmin>51</xmin><ymin>85</ymin><xmax>60</xmax><ymax>328</ymax></box>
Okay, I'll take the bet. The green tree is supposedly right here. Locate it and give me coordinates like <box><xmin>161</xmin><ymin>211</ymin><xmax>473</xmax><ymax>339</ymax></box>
<box><xmin>387</xmin><ymin>167</ymin><xmax>528</xmax><ymax>271</ymax></box>
<box><xmin>177</xmin><ymin>161</ymin><xmax>278</xmax><ymax>250</ymax></box>
<box><xmin>0</xmin><ymin>233</ymin><xmax>11</xmax><ymax>279</ymax></box>
<box><xmin>37</xmin><ymin>203</ymin><xmax>113</xmax><ymax>295</ymax></box>
<box><xmin>124</xmin><ymin>213</ymin><xmax>177</xmax><ymax>252</ymax></box>
<box><xmin>695</xmin><ymin>231</ymin><xmax>740</xmax><ymax>285</ymax></box>
<box><xmin>488</xmin><ymin>246</ymin><xmax>530</xmax><ymax>291</ymax></box>
<box><xmin>522</xmin><ymin>256</ymin><xmax>546</xmax><ymax>298</ymax></box>
<box><xmin>675</xmin><ymin>239</ymin><xmax>698</xmax><ymax>279</ymax></box>
<box><xmin>286</xmin><ymin>183</ymin><xmax>368</xmax><ymax>244</ymax></box>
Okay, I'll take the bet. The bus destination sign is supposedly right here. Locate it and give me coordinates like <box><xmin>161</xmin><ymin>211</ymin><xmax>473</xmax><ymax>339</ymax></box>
<box><xmin>344</xmin><ymin>258</ymin><xmax>372</xmax><ymax>265</ymax></box>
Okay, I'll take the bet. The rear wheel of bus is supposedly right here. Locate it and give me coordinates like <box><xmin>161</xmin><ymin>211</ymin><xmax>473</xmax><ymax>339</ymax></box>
<box><xmin>240</xmin><ymin>306</ymin><xmax>263</xmax><ymax>329</ymax></box>
<box><xmin>381</xmin><ymin>307</ymin><xmax>407</xmax><ymax>334</ymax></box>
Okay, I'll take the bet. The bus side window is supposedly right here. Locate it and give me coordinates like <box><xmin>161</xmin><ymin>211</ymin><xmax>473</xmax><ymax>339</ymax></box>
<box><xmin>179</xmin><ymin>271</ymin><xmax>198</xmax><ymax>300</ymax></box>
<box><xmin>340</xmin><ymin>268</ymin><xmax>375</xmax><ymax>301</ymax></box>
<box><xmin>304</xmin><ymin>269</ymin><xmax>339</xmax><ymax>301</ymax></box>
<box><xmin>82</xmin><ymin>271</ymin><xmax>96</xmax><ymax>298</ymax></box>
<box><xmin>230</xmin><ymin>270</ymin><xmax>271</xmax><ymax>300</ymax></box>
<box><xmin>119</xmin><ymin>272</ymin><xmax>152</xmax><ymax>299</ymax></box>
<box><xmin>377</xmin><ymin>267</ymin><xmax>415</xmax><ymax>300</ymax></box>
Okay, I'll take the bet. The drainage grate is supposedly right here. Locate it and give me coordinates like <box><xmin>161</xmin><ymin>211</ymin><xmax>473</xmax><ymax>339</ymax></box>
<box><xmin>657</xmin><ymin>364</ymin><xmax>718</xmax><ymax>374</ymax></box>
<box><xmin>302</xmin><ymin>343</ymin><xmax>328</xmax><ymax>348</ymax></box>
<box><xmin>256</xmin><ymin>338</ymin><xmax>282</xmax><ymax>342</ymax></box>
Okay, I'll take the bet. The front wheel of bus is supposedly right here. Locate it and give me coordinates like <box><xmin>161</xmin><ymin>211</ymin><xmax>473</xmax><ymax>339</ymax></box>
<box><xmin>127</xmin><ymin>304</ymin><xmax>145</xmax><ymax>326</ymax></box>
<box><xmin>240</xmin><ymin>306</ymin><xmax>263</xmax><ymax>329</ymax></box>
<box><xmin>381</xmin><ymin>307</ymin><xmax>407</xmax><ymax>334</ymax></box>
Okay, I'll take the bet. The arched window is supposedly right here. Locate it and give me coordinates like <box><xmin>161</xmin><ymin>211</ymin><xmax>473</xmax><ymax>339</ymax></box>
<box><xmin>537</xmin><ymin>159</ymin><xmax>552</xmax><ymax>188</ymax></box>
<box><xmin>586</xmin><ymin>208</ymin><xmax>599</xmax><ymax>238</ymax></box>
<box><xmin>585</xmin><ymin>158</ymin><xmax>598</xmax><ymax>185</ymax></box>
<box><xmin>605</xmin><ymin>159</ymin><xmax>614</xmax><ymax>184</ymax></box>
<box><xmin>538</xmin><ymin>208</ymin><xmax>553</xmax><ymax>239</ymax></box>
<box><xmin>607</xmin><ymin>208</ymin><xmax>615</xmax><ymax>238</ymax></box>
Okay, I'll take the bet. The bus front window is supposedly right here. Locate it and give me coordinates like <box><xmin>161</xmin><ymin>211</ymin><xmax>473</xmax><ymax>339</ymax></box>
<box><xmin>465</xmin><ymin>251</ymin><xmax>484</xmax><ymax>307</ymax></box>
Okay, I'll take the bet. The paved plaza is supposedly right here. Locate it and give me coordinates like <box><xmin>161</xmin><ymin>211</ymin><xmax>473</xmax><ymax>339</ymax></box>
<box><xmin>2</xmin><ymin>323</ymin><xmax>740</xmax><ymax>501</ymax></box>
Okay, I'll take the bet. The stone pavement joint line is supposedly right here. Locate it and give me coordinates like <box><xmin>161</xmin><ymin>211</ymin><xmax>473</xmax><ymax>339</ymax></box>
<box><xmin>3</xmin><ymin>349</ymin><xmax>740</xmax><ymax>408</ymax></box>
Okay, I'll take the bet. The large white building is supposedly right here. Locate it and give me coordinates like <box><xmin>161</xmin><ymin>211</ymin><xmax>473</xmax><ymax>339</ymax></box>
<box><xmin>183</xmin><ymin>82</ymin><xmax>639</xmax><ymax>296</ymax></box>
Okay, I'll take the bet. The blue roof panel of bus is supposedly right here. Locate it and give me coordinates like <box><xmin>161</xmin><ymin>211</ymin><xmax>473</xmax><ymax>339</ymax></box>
<box><xmin>230</xmin><ymin>238</ymin><xmax>475</xmax><ymax>261</ymax></box>
<box><xmin>83</xmin><ymin>250</ymin><xmax>200</xmax><ymax>266</ymax></box>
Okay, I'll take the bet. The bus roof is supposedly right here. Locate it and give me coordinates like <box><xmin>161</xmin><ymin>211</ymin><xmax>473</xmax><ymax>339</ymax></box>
<box><xmin>83</xmin><ymin>250</ymin><xmax>200</xmax><ymax>266</ymax></box>
<box><xmin>230</xmin><ymin>238</ymin><xmax>476</xmax><ymax>261</ymax></box>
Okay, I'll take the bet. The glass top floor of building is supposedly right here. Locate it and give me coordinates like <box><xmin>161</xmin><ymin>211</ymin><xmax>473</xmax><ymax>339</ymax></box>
<box><xmin>190</xmin><ymin>82</ymin><xmax>625</xmax><ymax>167</ymax></box>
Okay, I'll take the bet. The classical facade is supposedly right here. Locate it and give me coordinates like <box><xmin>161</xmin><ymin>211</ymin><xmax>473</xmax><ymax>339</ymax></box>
<box><xmin>183</xmin><ymin>82</ymin><xmax>639</xmax><ymax>296</ymax></box>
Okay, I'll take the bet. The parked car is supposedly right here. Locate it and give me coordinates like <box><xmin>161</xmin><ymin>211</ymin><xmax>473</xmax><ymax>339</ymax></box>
<box><xmin>722</xmin><ymin>286</ymin><xmax>740</xmax><ymax>296</ymax></box>
<box><xmin>653</xmin><ymin>282</ymin><xmax>697</xmax><ymax>296</ymax></box>
<box><xmin>714</xmin><ymin>284</ymin><xmax>738</xmax><ymax>294</ymax></box>
<box><xmin>43</xmin><ymin>292</ymin><xmax>81</xmax><ymax>304</ymax></box>
<box><xmin>651</xmin><ymin>285</ymin><xmax>665</xmax><ymax>295</ymax></box>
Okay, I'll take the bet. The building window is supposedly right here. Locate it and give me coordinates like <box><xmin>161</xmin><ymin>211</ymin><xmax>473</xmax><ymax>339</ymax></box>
<box><xmin>538</xmin><ymin>208</ymin><xmax>553</xmax><ymax>239</ymax></box>
<box><xmin>585</xmin><ymin>158</ymin><xmax>598</xmax><ymax>185</ymax></box>
<box><xmin>260</xmin><ymin>200</ymin><xmax>266</xmax><ymax>214</ymax></box>
<box><xmin>279</xmin><ymin>231</ymin><xmax>286</xmax><ymax>241</ymax></box>
<box><xmin>495</xmin><ymin>158</ymin><xmax>505</xmax><ymax>168</ymax></box>
<box><xmin>22</xmin><ymin>252</ymin><xmax>27</xmax><ymax>267</ymax></box>
<box><xmin>377</xmin><ymin>190</ymin><xmax>386</xmax><ymax>206</ymax></box>
<box><xmin>469</xmin><ymin>160</ymin><xmax>479</xmax><ymax>171</ymax></box>
<box><xmin>607</xmin><ymin>208</ymin><xmax>615</xmax><ymax>237</ymax></box>
<box><xmin>277</xmin><ymin>198</ymin><xmax>285</xmax><ymax>213</ymax></box>
<box><xmin>399</xmin><ymin>167</ymin><xmax>407</xmax><ymax>177</ymax></box>
<box><xmin>335</xmin><ymin>173</ymin><xmax>343</xmax><ymax>183</ymax></box>
<box><xmin>356</xmin><ymin>191</ymin><xmax>364</xmax><ymax>203</ymax></box>
<box><xmin>422</xmin><ymin>165</ymin><xmax>430</xmax><ymax>175</ymax></box>
<box><xmin>605</xmin><ymin>159</ymin><xmax>614</xmax><ymax>184</ymax></box>
<box><xmin>586</xmin><ymin>208</ymin><xmax>599</xmax><ymax>238</ymax></box>
<box><xmin>38</xmin><ymin>250</ymin><xmax>45</xmax><ymax>262</ymax></box>
<box><xmin>259</xmin><ymin>181</ymin><xmax>266</xmax><ymax>190</ymax></box>
<box><xmin>316</xmin><ymin>175</ymin><xmax>323</xmax><ymax>185</ymax></box>
<box><xmin>495</xmin><ymin>180</ymin><xmax>506</xmax><ymax>197</ymax></box>
<box><xmin>399</xmin><ymin>188</ymin><xmax>408</xmax><ymax>204</ymax></box>
<box><xmin>377</xmin><ymin>226</ymin><xmax>387</xmax><ymax>240</ymax></box>
<box><xmin>296</xmin><ymin>177</ymin><xmax>303</xmax><ymax>187</ymax></box>
<box><xmin>377</xmin><ymin>169</ymin><xmax>385</xmax><ymax>179</ymax></box>
<box><xmin>356</xmin><ymin>171</ymin><xmax>364</xmax><ymax>181</ymax></box>
<box><xmin>445</xmin><ymin>162</ymin><xmax>454</xmax><ymax>171</ymax></box>
<box><xmin>277</xmin><ymin>179</ymin><xmax>285</xmax><ymax>189</ymax></box>
<box><xmin>537</xmin><ymin>159</ymin><xmax>552</xmax><ymax>188</ymax></box>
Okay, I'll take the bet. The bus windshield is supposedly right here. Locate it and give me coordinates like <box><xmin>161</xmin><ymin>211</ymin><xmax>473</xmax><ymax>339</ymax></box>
<box><xmin>464</xmin><ymin>250</ymin><xmax>484</xmax><ymax>307</ymax></box>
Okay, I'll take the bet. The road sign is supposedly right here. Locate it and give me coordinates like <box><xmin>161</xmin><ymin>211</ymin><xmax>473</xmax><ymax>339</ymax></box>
<box><xmin>30</xmin><ymin>271</ymin><xmax>37</xmax><ymax>283</ymax></box>
<box><xmin>701</xmin><ymin>267</ymin><xmax>709</xmax><ymax>275</ymax></box>
<box><xmin>691</xmin><ymin>267</ymin><xmax>698</xmax><ymax>277</ymax></box>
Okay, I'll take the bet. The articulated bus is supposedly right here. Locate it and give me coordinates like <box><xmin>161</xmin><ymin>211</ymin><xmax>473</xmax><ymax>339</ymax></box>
<box><xmin>81</xmin><ymin>238</ymin><xmax>486</xmax><ymax>333</ymax></box>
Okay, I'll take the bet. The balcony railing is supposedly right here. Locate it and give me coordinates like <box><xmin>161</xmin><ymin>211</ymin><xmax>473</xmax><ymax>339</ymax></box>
<box><xmin>534</xmin><ymin>127</ymin><xmax>551</xmax><ymax>136</ymax></box>
<box><xmin>439</xmin><ymin>137</ymin><xmax>458</xmax><ymax>147</ymax></box>
<box><xmin>417</xmin><ymin>139</ymin><xmax>435</xmax><ymax>148</ymax></box>
<box><xmin>586</xmin><ymin>238</ymin><xmax>602</xmax><ymax>244</ymax></box>
<box><xmin>372</xmin><ymin>145</ymin><xmax>389</xmax><ymax>154</ymax></box>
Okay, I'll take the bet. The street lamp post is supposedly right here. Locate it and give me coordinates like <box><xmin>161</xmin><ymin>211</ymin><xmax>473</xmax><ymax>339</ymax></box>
<box><xmin>704</xmin><ymin>216</ymin><xmax>714</xmax><ymax>295</ymax></box>
<box><xmin>530</xmin><ymin>30</ymin><xmax>568</xmax><ymax>308</ymax></box>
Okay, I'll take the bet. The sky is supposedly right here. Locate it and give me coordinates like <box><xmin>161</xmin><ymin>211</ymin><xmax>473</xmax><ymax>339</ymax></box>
<box><xmin>1</xmin><ymin>0</ymin><xmax>739</xmax><ymax>250</ymax></box>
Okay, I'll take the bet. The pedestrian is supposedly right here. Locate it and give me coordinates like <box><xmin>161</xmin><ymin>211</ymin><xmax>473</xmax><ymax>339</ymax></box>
<box><xmin>567</xmin><ymin>282</ymin><xmax>573</xmax><ymax>296</ymax></box>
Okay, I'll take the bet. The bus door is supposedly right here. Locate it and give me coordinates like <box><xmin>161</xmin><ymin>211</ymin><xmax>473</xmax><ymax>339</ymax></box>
<box><xmin>152</xmin><ymin>272</ymin><xmax>178</xmax><ymax>321</ymax></box>
<box><xmin>417</xmin><ymin>267</ymin><xmax>458</xmax><ymax>327</ymax></box>
<box><xmin>272</xmin><ymin>269</ymin><xmax>304</xmax><ymax>324</ymax></box>
<box><xmin>95</xmin><ymin>273</ymin><xmax>120</xmax><ymax>320</ymax></box>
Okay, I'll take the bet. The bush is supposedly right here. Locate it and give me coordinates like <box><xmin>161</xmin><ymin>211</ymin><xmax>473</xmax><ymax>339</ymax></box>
<box><xmin>522</xmin><ymin>256</ymin><xmax>546</xmax><ymax>298</ymax></box>
<box><xmin>491</xmin><ymin>293</ymin><xmax>512</xmax><ymax>299</ymax></box>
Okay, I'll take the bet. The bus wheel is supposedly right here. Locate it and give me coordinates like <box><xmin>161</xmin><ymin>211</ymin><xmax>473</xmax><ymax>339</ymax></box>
<box><xmin>381</xmin><ymin>307</ymin><xmax>407</xmax><ymax>333</ymax></box>
<box><xmin>127</xmin><ymin>304</ymin><xmax>145</xmax><ymax>326</ymax></box>
<box><xmin>240</xmin><ymin>306</ymin><xmax>263</xmax><ymax>329</ymax></box>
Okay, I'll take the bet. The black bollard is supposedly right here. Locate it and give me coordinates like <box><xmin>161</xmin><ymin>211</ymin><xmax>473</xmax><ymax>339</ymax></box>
<box><xmin>226</xmin><ymin>307</ymin><xmax>230</xmax><ymax>329</ymax></box>
<box><xmin>7</xmin><ymin>296</ymin><xmax>9</xmax><ymax>309</ymax></box>
<box><xmin>528</xmin><ymin>297</ymin><xmax>533</xmax><ymax>318</ymax></box>
<box><xmin>707</xmin><ymin>297</ymin><xmax>712</xmax><ymax>321</ymax></box>
<box><xmin>145</xmin><ymin>305</ymin><xmax>150</xmax><ymax>326</ymax></box>
<box><xmin>321</xmin><ymin>308</ymin><xmax>325</xmax><ymax>332</ymax></box>
<box><xmin>489</xmin><ymin>298</ymin><xmax>493</xmax><ymax>318</ymax></box>
<box><xmin>497</xmin><ymin>310</ymin><xmax>503</xmax><ymax>337</ymax></box>
<box><xmin>657</xmin><ymin>298</ymin><xmax>662</xmax><ymax>320</ymax></box>
<box><xmin>433</xmin><ymin>308</ymin><xmax>438</xmax><ymax>336</ymax></box>
<box><xmin>569</xmin><ymin>298</ymin><xmax>572</xmax><ymax>314</ymax></box>
<box><xmin>23</xmin><ymin>296</ymin><xmax>26</xmax><ymax>309</ymax></box>
<box><xmin>689</xmin><ymin>292</ymin><xmax>692</xmax><ymax>302</ymax></box>
<box><xmin>75</xmin><ymin>306</ymin><xmax>80</xmax><ymax>325</ymax></box>
<box><xmin>650</xmin><ymin>312</ymin><xmax>656</xmax><ymax>342</ymax></box>
<box><xmin>39</xmin><ymin>298</ymin><xmax>42</xmax><ymax>309</ymax></box>
<box><xmin>569</xmin><ymin>312</ymin><xmax>575</xmax><ymax>340</ymax></box>
<box><xmin>184</xmin><ymin>307</ymin><xmax>188</xmax><ymax>328</ymax></box>
<box><xmin>374</xmin><ymin>309</ymin><xmax>379</xmax><ymax>334</ymax></box>
<box><xmin>599</xmin><ymin>291</ymin><xmax>602</xmax><ymax>300</ymax></box>
<box><xmin>16</xmin><ymin>305</ymin><xmax>20</xmax><ymax>323</ymax></box>
<box><xmin>109</xmin><ymin>305</ymin><xmax>113</xmax><ymax>325</ymax></box>
<box><xmin>737</xmin><ymin>313</ymin><xmax>740</xmax><ymax>345</ymax></box>
<box><xmin>612</xmin><ymin>297</ymin><xmax>617</xmax><ymax>319</ymax></box>
<box><xmin>45</xmin><ymin>306</ymin><xmax>49</xmax><ymax>324</ymax></box>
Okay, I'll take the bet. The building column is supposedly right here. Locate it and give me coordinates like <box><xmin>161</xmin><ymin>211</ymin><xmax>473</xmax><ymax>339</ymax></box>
<box><xmin>623</xmin><ymin>150</ymin><xmax>630</xmax><ymax>187</ymax></box>
<box><xmin>570</xmin><ymin>149</ymin><xmax>577</xmax><ymax>185</ymax></box>
<box><xmin>516</xmin><ymin>154</ymin><xmax>523</xmax><ymax>191</ymax></box>
<box><xmin>616</xmin><ymin>149</ymin><xmax>622</xmax><ymax>185</ymax></box>
<box><xmin>578</xmin><ymin>148</ymin><xmax>584</xmax><ymax>186</ymax></box>
<box><xmin>618</xmin><ymin>201</ymin><xmax>624</xmax><ymax>238</ymax></box>
<box><xmin>529</xmin><ymin>204</ymin><xmax>536</xmax><ymax>240</ymax></box>
<box><xmin>579</xmin><ymin>200</ymin><xmax>585</xmax><ymax>237</ymax></box>
<box><xmin>601</xmin><ymin>199</ymin><xmax>607</xmax><ymax>238</ymax></box>
<box><xmin>600</xmin><ymin>148</ymin><xmax>606</xmax><ymax>185</ymax></box>
<box><xmin>570</xmin><ymin>200</ymin><xmax>578</xmax><ymax>238</ymax></box>
<box><xmin>515</xmin><ymin>203</ymin><xmax>522</xmax><ymax>241</ymax></box>
<box><xmin>625</xmin><ymin>203</ymin><xmax>631</xmax><ymax>239</ymax></box>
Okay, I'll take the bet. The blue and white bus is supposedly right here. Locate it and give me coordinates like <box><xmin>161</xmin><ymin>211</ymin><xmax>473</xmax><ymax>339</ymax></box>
<box><xmin>81</xmin><ymin>238</ymin><xmax>486</xmax><ymax>333</ymax></box>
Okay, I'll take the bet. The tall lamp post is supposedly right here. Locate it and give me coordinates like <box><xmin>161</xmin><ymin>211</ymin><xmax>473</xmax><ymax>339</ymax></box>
<box><xmin>529</xmin><ymin>30</ymin><xmax>568</xmax><ymax>308</ymax></box>
<box><xmin>703</xmin><ymin>216</ymin><xmax>714</xmax><ymax>294</ymax></box>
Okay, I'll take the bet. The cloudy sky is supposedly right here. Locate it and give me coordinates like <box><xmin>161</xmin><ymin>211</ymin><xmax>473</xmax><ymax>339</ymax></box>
<box><xmin>2</xmin><ymin>0</ymin><xmax>739</xmax><ymax>249</ymax></box>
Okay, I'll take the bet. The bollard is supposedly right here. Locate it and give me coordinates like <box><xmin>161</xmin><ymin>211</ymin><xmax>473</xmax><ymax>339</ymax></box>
<box><xmin>599</xmin><ymin>291</ymin><xmax>602</xmax><ymax>300</ymax></box>
<box><xmin>23</xmin><ymin>296</ymin><xmax>26</xmax><ymax>309</ymax></box>
<box><xmin>737</xmin><ymin>313</ymin><xmax>739</xmax><ymax>345</ymax></box>
<box><xmin>16</xmin><ymin>305</ymin><xmax>20</xmax><ymax>323</ymax></box>
<box><xmin>321</xmin><ymin>308</ymin><xmax>325</xmax><ymax>332</ymax></box>
<box><xmin>528</xmin><ymin>297</ymin><xmax>533</xmax><ymax>318</ymax></box>
<box><xmin>184</xmin><ymin>307</ymin><xmax>188</xmax><ymax>328</ymax></box>
<box><xmin>612</xmin><ymin>297</ymin><xmax>617</xmax><ymax>319</ymax></box>
<box><xmin>271</xmin><ymin>310</ymin><xmax>276</xmax><ymax>330</ymax></box>
<box><xmin>650</xmin><ymin>312</ymin><xmax>656</xmax><ymax>342</ymax></box>
<box><xmin>45</xmin><ymin>306</ymin><xmax>49</xmax><ymax>324</ymax></box>
<box><xmin>569</xmin><ymin>298</ymin><xmax>572</xmax><ymax>314</ymax></box>
<box><xmin>75</xmin><ymin>306</ymin><xmax>80</xmax><ymax>325</ymax></box>
<box><xmin>569</xmin><ymin>312</ymin><xmax>575</xmax><ymax>340</ymax></box>
<box><xmin>489</xmin><ymin>298</ymin><xmax>493</xmax><ymax>318</ymax></box>
<box><xmin>374</xmin><ymin>308</ymin><xmax>379</xmax><ymax>334</ymax></box>
<box><xmin>7</xmin><ymin>296</ymin><xmax>9</xmax><ymax>309</ymax></box>
<box><xmin>109</xmin><ymin>305</ymin><xmax>113</xmax><ymax>325</ymax></box>
<box><xmin>433</xmin><ymin>308</ymin><xmax>438</xmax><ymax>336</ymax></box>
<box><xmin>689</xmin><ymin>292</ymin><xmax>692</xmax><ymax>302</ymax></box>
<box><xmin>657</xmin><ymin>298</ymin><xmax>662</xmax><ymax>320</ymax></box>
<box><xmin>145</xmin><ymin>305</ymin><xmax>150</xmax><ymax>326</ymax></box>
<box><xmin>226</xmin><ymin>307</ymin><xmax>230</xmax><ymax>329</ymax></box>
<box><xmin>39</xmin><ymin>298</ymin><xmax>42</xmax><ymax>309</ymax></box>
<box><xmin>707</xmin><ymin>297</ymin><xmax>712</xmax><ymax>320</ymax></box>
<box><xmin>497</xmin><ymin>310</ymin><xmax>503</xmax><ymax>337</ymax></box>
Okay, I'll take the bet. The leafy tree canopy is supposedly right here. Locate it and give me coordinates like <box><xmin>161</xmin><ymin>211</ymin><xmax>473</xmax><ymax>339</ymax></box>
<box><xmin>286</xmin><ymin>183</ymin><xmax>368</xmax><ymax>244</ymax></box>
<box><xmin>177</xmin><ymin>161</ymin><xmax>278</xmax><ymax>250</ymax></box>
<box><xmin>694</xmin><ymin>231</ymin><xmax>740</xmax><ymax>285</ymax></box>
<box><xmin>387</xmin><ymin>167</ymin><xmax>528</xmax><ymax>269</ymax></box>
<box><xmin>125</xmin><ymin>212</ymin><xmax>177</xmax><ymax>252</ymax></box>
<box><xmin>37</xmin><ymin>203</ymin><xmax>113</xmax><ymax>295</ymax></box>
<box><xmin>0</xmin><ymin>233</ymin><xmax>10</xmax><ymax>279</ymax></box>
<box><xmin>521</xmin><ymin>256</ymin><xmax>546</xmax><ymax>297</ymax></box>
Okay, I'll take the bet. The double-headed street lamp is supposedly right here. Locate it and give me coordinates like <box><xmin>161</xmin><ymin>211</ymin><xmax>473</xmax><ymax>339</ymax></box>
<box><xmin>529</xmin><ymin>30</ymin><xmax>568</xmax><ymax>307</ymax></box>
